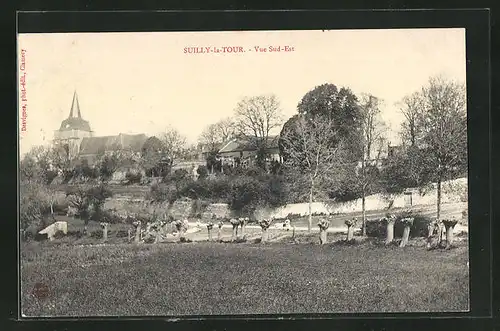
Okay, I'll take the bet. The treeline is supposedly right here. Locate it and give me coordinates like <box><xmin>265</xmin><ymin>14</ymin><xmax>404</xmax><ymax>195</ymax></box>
<box><xmin>20</xmin><ymin>75</ymin><xmax>467</xmax><ymax>236</ymax></box>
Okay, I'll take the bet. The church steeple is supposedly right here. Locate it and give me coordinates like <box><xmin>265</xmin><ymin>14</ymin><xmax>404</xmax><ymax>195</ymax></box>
<box><xmin>58</xmin><ymin>91</ymin><xmax>92</xmax><ymax>132</ymax></box>
<box><xmin>69</xmin><ymin>91</ymin><xmax>82</xmax><ymax>118</ymax></box>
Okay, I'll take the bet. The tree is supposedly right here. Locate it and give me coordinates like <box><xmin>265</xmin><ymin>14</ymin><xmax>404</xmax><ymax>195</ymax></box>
<box><xmin>96</xmin><ymin>149</ymin><xmax>136</xmax><ymax>182</ymax></box>
<box><xmin>399</xmin><ymin>91</ymin><xmax>425</xmax><ymax>147</ymax></box>
<box><xmin>158</xmin><ymin>126</ymin><xmax>188</xmax><ymax>173</ymax></box>
<box><xmin>280</xmin><ymin>114</ymin><xmax>348</xmax><ymax>232</ymax></box>
<box><xmin>399</xmin><ymin>76</ymin><xmax>467</xmax><ymax>222</ymax></box>
<box><xmin>233</xmin><ymin>94</ymin><xmax>284</xmax><ymax>169</ymax></box>
<box><xmin>296</xmin><ymin>83</ymin><xmax>363</xmax><ymax>161</ymax></box>
<box><xmin>141</xmin><ymin>136</ymin><xmax>168</xmax><ymax>177</ymax></box>
<box><xmin>20</xmin><ymin>145</ymin><xmax>63</xmax><ymax>185</ymax></box>
<box><xmin>355</xmin><ymin>94</ymin><xmax>387</xmax><ymax>236</ymax></box>
<box><xmin>66</xmin><ymin>182</ymin><xmax>113</xmax><ymax>234</ymax></box>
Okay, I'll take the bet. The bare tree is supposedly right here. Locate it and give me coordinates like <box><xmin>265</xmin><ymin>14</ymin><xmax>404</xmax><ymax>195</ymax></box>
<box><xmin>419</xmin><ymin>76</ymin><xmax>467</xmax><ymax>222</ymax></box>
<box><xmin>234</xmin><ymin>95</ymin><xmax>284</xmax><ymax>167</ymax></box>
<box><xmin>399</xmin><ymin>76</ymin><xmax>467</xmax><ymax>224</ymax></box>
<box><xmin>398</xmin><ymin>91</ymin><xmax>425</xmax><ymax>147</ymax></box>
<box><xmin>159</xmin><ymin>125</ymin><xmax>188</xmax><ymax>168</ymax></box>
<box><xmin>280</xmin><ymin>115</ymin><xmax>347</xmax><ymax>232</ymax></box>
<box><xmin>199</xmin><ymin>124</ymin><xmax>222</xmax><ymax>152</ymax></box>
<box><xmin>214</xmin><ymin>117</ymin><xmax>237</xmax><ymax>143</ymax></box>
<box><xmin>356</xmin><ymin>94</ymin><xmax>387</xmax><ymax>236</ymax></box>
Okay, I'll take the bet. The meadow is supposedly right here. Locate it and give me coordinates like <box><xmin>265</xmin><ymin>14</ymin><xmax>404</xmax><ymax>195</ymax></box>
<box><xmin>20</xmin><ymin>232</ymin><xmax>469</xmax><ymax>317</ymax></box>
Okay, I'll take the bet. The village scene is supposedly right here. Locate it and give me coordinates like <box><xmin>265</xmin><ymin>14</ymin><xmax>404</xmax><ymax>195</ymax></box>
<box><xmin>19</xmin><ymin>30</ymin><xmax>468</xmax><ymax>316</ymax></box>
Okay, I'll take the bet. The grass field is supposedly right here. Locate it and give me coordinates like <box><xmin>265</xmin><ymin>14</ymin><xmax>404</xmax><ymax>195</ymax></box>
<box><xmin>21</xmin><ymin>234</ymin><xmax>469</xmax><ymax>316</ymax></box>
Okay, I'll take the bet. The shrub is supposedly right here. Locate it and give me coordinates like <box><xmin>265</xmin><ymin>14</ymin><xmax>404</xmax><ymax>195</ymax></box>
<box><xmin>366</xmin><ymin>211</ymin><xmax>433</xmax><ymax>238</ymax></box>
<box><xmin>125</xmin><ymin>171</ymin><xmax>142</xmax><ymax>184</ymax></box>
<box><xmin>115</xmin><ymin>230</ymin><xmax>129</xmax><ymax>238</ymax></box>
<box><xmin>67</xmin><ymin>230</ymin><xmax>84</xmax><ymax>238</ymax></box>
<box><xmin>53</xmin><ymin>230</ymin><xmax>66</xmax><ymax>239</ymax></box>
<box><xmin>196</xmin><ymin>165</ymin><xmax>209</xmax><ymax>179</ymax></box>
<box><xmin>90</xmin><ymin>230</ymin><xmax>103</xmax><ymax>239</ymax></box>
<box><xmin>91</xmin><ymin>209</ymin><xmax>122</xmax><ymax>224</ymax></box>
<box><xmin>52</xmin><ymin>202</ymin><xmax>69</xmax><ymax>215</ymax></box>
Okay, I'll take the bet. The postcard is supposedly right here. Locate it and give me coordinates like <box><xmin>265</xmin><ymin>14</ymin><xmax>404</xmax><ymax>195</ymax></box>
<box><xmin>18</xmin><ymin>28</ymin><xmax>469</xmax><ymax>317</ymax></box>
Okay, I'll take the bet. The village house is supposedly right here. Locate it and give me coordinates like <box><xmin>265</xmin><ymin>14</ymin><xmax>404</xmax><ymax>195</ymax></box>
<box><xmin>217</xmin><ymin>135</ymin><xmax>282</xmax><ymax>168</ymax></box>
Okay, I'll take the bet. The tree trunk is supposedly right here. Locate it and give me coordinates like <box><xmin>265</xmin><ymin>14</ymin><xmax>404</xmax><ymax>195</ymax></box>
<box><xmin>319</xmin><ymin>229</ymin><xmax>327</xmax><ymax>245</ymax></box>
<box><xmin>134</xmin><ymin>225</ymin><xmax>141</xmax><ymax>243</ymax></box>
<box><xmin>399</xmin><ymin>226</ymin><xmax>411</xmax><ymax>247</ymax></box>
<box><xmin>128</xmin><ymin>228</ymin><xmax>132</xmax><ymax>242</ymax></box>
<box><xmin>437</xmin><ymin>177</ymin><xmax>442</xmax><ymax>220</ymax></box>
<box><xmin>361</xmin><ymin>193</ymin><xmax>366</xmax><ymax>236</ymax></box>
<box><xmin>241</xmin><ymin>222</ymin><xmax>246</xmax><ymax>236</ymax></box>
<box><xmin>308</xmin><ymin>188</ymin><xmax>313</xmax><ymax>233</ymax></box>
<box><xmin>103</xmin><ymin>226</ymin><xmax>108</xmax><ymax>241</ymax></box>
<box><xmin>231</xmin><ymin>225</ymin><xmax>238</xmax><ymax>241</ymax></box>
<box><xmin>347</xmin><ymin>225</ymin><xmax>354</xmax><ymax>241</ymax></box>
<box><xmin>208</xmin><ymin>229</ymin><xmax>212</xmax><ymax>241</ymax></box>
<box><xmin>292</xmin><ymin>226</ymin><xmax>295</xmax><ymax>239</ymax></box>
<box><xmin>217</xmin><ymin>228</ymin><xmax>222</xmax><ymax>241</ymax></box>
<box><xmin>155</xmin><ymin>231</ymin><xmax>161</xmax><ymax>243</ymax></box>
<box><xmin>386</xmin><ymin>221</ymin><xmax>395</xmax><ymax>244</ymax></box>
<box><xmin>50</xmin><ymin>203</ymin><xmax>54</xmax><ymax>217</ymax></box>
<box><xmin>261</xmin><ymin>228</ymin><xmax>268</xmax><ymax>243</ymax></box>
<box><xmin>443</xmin><ymin>221</ymin><xmax>458</xmax><ymax>249</ymax></box>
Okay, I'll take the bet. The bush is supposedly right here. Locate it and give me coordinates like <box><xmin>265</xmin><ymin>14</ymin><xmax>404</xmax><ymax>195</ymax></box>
<box><xmin>196</xmin><ymin>165</ymin><xmax>209</xmax><ymax>179</ymax></box>
<box><xmin>366</xmin><ymin>211</ymin><xmax>433</xmax><ymax>238</ymax></box>
<box><xmin>125</xmin><ymin>171</ymin><xmax>142</xmax><ymax>184</ymax></box>
<box><xmin>53</xmin><ymin>230</ymin><xmax>66</xmax><ymax>239</ymax></box>
<box><xmin>90</xmin><ymin>230</ymin><xmax>103</xmax><ymax>239</ymax></box>
<box><xmin>115</xmin><ymin>230</ymin><xmax>130</xmax><ymax>238</ymax></box>
<box><xmin>91</xmin><ymin>209</ymin><xmax>123</xmax><ymax>224</ymax></box>
<box><xmin>67</xmin><ymin>230</ymin><xmax>84</xmax><ymax>238</ymax></box>
<box><xmin>52</xmin><ymin>202</ymin><xmax>69</xmax><ymax>215</ymax></box>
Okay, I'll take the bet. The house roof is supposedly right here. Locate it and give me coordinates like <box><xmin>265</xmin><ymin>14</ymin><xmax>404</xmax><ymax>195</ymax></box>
<box><xmin>79</xmin><ymin>133</ymin><xmax>148</xmax><ymax>155</ymax></box>
<box><xmin>218</xmin><ymin>135</ymin><xmax>280</xmax><ymax>154</ymax></box>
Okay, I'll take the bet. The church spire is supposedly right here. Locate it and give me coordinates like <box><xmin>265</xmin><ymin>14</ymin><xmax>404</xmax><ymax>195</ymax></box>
<box><xmin>69</xmin><ymin>91</ymin><xmax>82</xmax><ymax>118</ymax></box>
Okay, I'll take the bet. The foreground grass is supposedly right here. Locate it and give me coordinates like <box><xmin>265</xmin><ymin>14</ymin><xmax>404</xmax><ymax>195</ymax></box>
<box><xmin>21</xmin><ymin>238</ymin><xmax>469</xmax><ymax>316</ymax></box>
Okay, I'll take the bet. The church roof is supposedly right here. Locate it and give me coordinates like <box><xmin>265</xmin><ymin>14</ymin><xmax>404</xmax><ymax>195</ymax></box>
<box><xmin>58</xmin><ymin>91</ymin><xmax>92</xmax><ymax>132</ymax></box>
<box><xmin>79</xmin><ymin>133</ymin><xmax>148</xmax><ymax>155</ymax></box>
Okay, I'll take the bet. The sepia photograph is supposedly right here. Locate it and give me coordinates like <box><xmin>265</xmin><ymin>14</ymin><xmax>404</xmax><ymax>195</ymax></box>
<box><xmin>18</xmin><ymin>28</ymin><xmax>469</xmax><ymax>317</ymax></box>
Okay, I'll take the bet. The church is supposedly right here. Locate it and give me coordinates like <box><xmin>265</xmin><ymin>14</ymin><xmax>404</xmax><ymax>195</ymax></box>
<box><xmin>53</xmin><ymin>91</ymin><xmax>152</xmax><ymax>166</ymax></box>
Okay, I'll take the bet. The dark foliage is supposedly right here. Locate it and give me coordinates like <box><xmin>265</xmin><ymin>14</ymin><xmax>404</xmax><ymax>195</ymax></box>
<box><xmin>366</xmin><ymin>211</ymin><xmax>433</xmax><ymax>238</ymax></box>
<box><xmin>125</xmin><ymin>171</ymin><xmax>142</xmax><ymax>184</ymax></box>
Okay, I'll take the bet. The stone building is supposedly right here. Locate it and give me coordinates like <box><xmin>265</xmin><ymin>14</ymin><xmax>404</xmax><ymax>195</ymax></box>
<box><xmin>53</xmin><ymin>91</ymin><xmax>155</xmax><ymax>166</ymax></box>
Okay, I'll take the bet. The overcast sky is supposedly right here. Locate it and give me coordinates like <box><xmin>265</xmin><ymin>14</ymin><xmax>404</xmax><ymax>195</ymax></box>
<box><xmin>18</xmin><ymin>28</ymin><xmax>466</xmax><ymax>156</ymax></box>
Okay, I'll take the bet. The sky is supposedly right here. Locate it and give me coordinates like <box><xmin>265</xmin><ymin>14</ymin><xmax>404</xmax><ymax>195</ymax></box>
<box><xmin>17</xmin><ymin>28</ymin><xmax>466</xmax><ymax>156</ymax></box>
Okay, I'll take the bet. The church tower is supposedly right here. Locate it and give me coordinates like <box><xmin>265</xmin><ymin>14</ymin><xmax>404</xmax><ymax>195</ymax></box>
<box><xmin>53</xmin><ymin>91</ymin><xmax>93</xmax><ymax>160</ymax></box>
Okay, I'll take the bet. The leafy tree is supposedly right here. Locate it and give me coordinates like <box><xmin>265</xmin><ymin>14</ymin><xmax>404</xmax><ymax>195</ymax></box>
<box><xmin>66</xmin><ymin>182</ymin><xmax>113</xmax><ymax>233</ymax></box>
<box><xmin>196</xmin><ymin>165</ymin><xmax>209</xmax><ymax>179</ymax></box>
<box><xmin>296</xmin><ymin>83</ymin><xmax>364</xmax><ymax>161</ymax></box>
